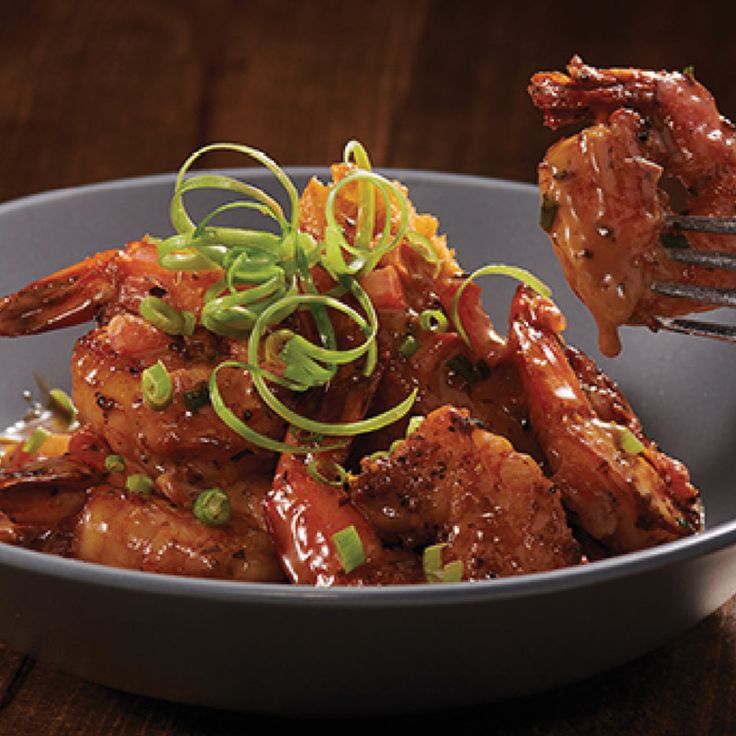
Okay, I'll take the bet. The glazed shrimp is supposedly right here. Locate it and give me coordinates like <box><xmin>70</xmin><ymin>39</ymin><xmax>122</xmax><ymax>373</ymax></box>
<box><xmin>302</xmin><ymin>165</ymin><xmax>538</xmax><ymax>461</ymax></box>
<box><xmin>0</xmin><ymin>240</ymin><xmax>288</xmax><ymax>509</ymax></box>
<box><xmin>349</xmin><ymin>404</ymin><xmax>583</xmax><ymax>579</ymax></box>
<box><xmin>529</xmin><ymin>56</ymin><xmax>736</xmax><ymax>356</ymax></box>
<box><xmin>508</xmin><ymin>285</ymin><xmax>702</xmax><ymax>553</ymax></box>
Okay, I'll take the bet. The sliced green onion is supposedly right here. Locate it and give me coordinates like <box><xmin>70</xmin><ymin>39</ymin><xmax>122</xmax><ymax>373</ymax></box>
<box><xmin>405</xmin><ymin>230</ymin><xmax>441</xmax><ymax>278</ymax></box>
<box><xmin>48</xmin><ymin>388</ymin><xmax>77</xmax><ymax>428</ymax></box>
<box><xmin>423</xmin><ymin>543</ymin><xmax>464</xmax><ymax>584</ymax></box>
<box><xmin>104</xmin><ymin>454</ymin><xmax>126</xmax><ymax>473</ymax></box>
<box><xmin>450</xmin><ymin>265</ymin><xmax>551</xmax><ymax>348</ymax></box>
<box><xmin>615</xmin><ymin>426</ymin><xmax>645</xmax><ymax>455</ymax></box>
<box><xmin>193</xmin><ymin>488</ymin><xmax>232</xmax><ymax>526</ymax></box>
<box><xmin>126</xmin><ymin>473</ymin><xmax>154</xmax><ymax>495</ymax></box>
<box><xmin>398</xmin><ymin>334</ymin><xmax>418</xmax><ymax>358</ymax></box>
<box><xmin>22</xmin><ymin>427</ymin><xmax>50</xmax><ymax>455</ymax></box>
<box><xmin>209</xmin><ymin>361</ymin><xmax>345</xmax><ymax>454</ymax></box>
<box><xmin>419</xmin><ymin>309</ymin><xmax>448</xmax><ymax>333</ymax></box>
<box><xmin>307</xmin><ymin>459</ymin><xmax>348</xmax><ymax>487</ymax></box>
<box><xmin>139</xmin><ymin>296</ymin><xmax>196</xmax><ymax>336</ymax></box>
<box><xmin>592</xmin><ymin>419</ymin><xmax>645</xmax><ymax>455</ymax></box>
<box><xmin>343</xmin><ymin>139</ymin><xmax>375</xmax><ymax>251</ymax></box>
<box><xmin>141</xmin><ymin>360</ymin><xmax>173</xmax><ymax>411</ymax></box>
<box><xmin>406</xmin><ymin>415</ymin><xmax>425</xmax><ymax>437</ymax></box>
<box><xmin>332</xmin><ymin>525</ymin><xmax>366</xmax><ymax>574</ymax></box>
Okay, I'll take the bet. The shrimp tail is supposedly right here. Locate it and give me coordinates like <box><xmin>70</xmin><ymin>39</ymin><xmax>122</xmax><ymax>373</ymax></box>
<box><xmin>0</xmin><ymin>249</ymin><xmax>119</xmax><ymax>336</ymax></box>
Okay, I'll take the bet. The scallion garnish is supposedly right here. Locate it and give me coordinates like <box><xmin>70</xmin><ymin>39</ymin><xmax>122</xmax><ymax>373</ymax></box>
<box><xmin>592</xmin><ymin>419</ymin><xmax>645</xmax><ymax>455</ymax></box>
<box><xmin>104</xmin><ymin>454</ymin><xmax>126</xmax><ymax>473</ymax></box>
<box><xmin>398</xmin><ymin>334</ymin><xmax>418</xmax><ymax>358</ymax></box>
<box><xmin>307</xmin><ymin>459</ymin><xmax>348</xmax><ymax>487</ymax></box>
<box><xmin>48</xmin><ymin>388</ymin><xmax>77</xmax><ymax>428</ymax></box>
<box><xmin>149</xmin><ymin>142</ymin><xmax>419</xmax><ymax>454</ymax></box>
<box><xmin>406</xmin><ymin>415</ymin><xmax>425</xmax><ymax>437</ymax></box>
<box><xmin>141</xmin><ymin>360</ymin><xmax>173</xmax><ymax>411</ymax></box>
<box><xmin>423</xmin><ymin>543</ymin><xmax>464</xmax><ymax>583</ymax></box>
<box><xmin>126</xmin><ymin>473</ymin><xmax>154</xmax><ymax>495</ymax></box>
<box><xmin>616</xmin><ymin>426</ymin><xmax>646</xmax><ymax>455</ymax></box>
<box><xmin>450</xmin><ymin>265</ymin><xmax>551</xmax><ymax>348</ymax></box>
<box><xmin>22</xmin><ymin>427</ymin><xmax>50</xmax><ymax>455</ymax></box>
<box><xmin>332</xmin><ymin>525</ymin><xmax>366</xmax><ymax>574</ymax></box>
<box><xmin>139</xmin><ymin>296</ymin><xmax>195</xmax><ymax>336</ymax></box>
<box><xmin>193</xmin><ymin>488</ymin><xmax>231</xmax><ymax>526</ymax></box>
<box><xmin>419</xmin><ymin>309</ymin><xmax>449</xmax><ymax>333</ymax></box>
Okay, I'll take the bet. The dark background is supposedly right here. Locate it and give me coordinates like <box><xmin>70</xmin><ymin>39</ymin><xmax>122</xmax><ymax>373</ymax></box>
<box><xmin>1</xmin><ymin>1</ymin><xmax>736</xmax><ymax>733</ymax></box>
<box><xmin>2</xmin><ymin>0</ymin><xmax>735</xmax><ymax>204</ymax></box>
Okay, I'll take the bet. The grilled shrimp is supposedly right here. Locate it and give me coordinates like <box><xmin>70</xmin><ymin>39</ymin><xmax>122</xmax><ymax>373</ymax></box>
<box><xmin>349</xmin><ymin>405</ymin><xmax>583</xmax><ymax>579</ymax></box>
<box><xmin>0</xmin><ymin>145</ymin><xmax>704</xmax><ymax>585</ymax></box>
<box><xmin>301</xmin><ymin>166</ymin><xmax>538</xmax><ymax>460</ymax></box>
<box><xmin>0</xmin><ymin>240</ymin><xmax>288</xmax><ymax>508</ymax></box>
<box><xmin>529</xmin><ymin>56</ymin><xmax>736</xmax><ymax>356</ymax></box>
<box><xmin>509</xmin><ymin>285</ymin><xmax>702</xmax><ymax>553</ymax></box>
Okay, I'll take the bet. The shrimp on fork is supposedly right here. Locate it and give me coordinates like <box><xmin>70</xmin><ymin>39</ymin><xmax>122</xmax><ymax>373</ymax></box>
<box><xmin>529</xmin><ymin>56</ymin><xmax>736</xmax><ymax>356</ymax></box>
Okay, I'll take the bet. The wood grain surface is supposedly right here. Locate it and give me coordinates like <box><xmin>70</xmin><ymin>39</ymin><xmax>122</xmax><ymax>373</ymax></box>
<box><xmin>1</xmin><ymin>0</ymin><xmax>735</xmax><ymax>732</ymax></box>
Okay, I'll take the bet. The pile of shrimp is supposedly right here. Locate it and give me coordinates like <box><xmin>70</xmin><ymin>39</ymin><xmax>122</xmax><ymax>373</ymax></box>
<box><xmin>0</xmin><ymin>152</ymin><xmax>703</xmax><ymax>586</ymax></box>
<box><xmin>529</xmin><ymin>56</ymin><xmax>736</xmax><ymax>357</ymax></box>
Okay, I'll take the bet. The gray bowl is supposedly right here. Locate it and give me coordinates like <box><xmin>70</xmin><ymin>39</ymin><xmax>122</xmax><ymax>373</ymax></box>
<box><xmin>0</xmin><ymin>168</ymin><xmax>734</xmax><ymax>717</ymax></box>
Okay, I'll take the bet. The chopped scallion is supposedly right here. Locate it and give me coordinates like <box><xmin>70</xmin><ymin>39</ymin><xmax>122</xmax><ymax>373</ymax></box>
<box><xmin>398</xmin><ymin>334</ymin><xmax>418</xmax><ymax>358</ymax></box>
<box><xmin>423</xmin><ymin>543</ymin><xmax>464</xmax><ymax>583</ymax></box>
<box><xmin>48</xmin><ymin>388</ymin><xmax>77</xmax><ymax>428</ymax></box>
<box><xmin>139</xmin><ymin>296</ymin><xmax>196</xmax><ymax>336</ymax></box>
<box><xmin>141</xmin><ymin>360</ymin><xmax>173</xmax><ymax>411</ymax></box>
<box><xmin>307</xmin><ymin>459</ymin><xmax>348</xmax><ymax>487</ymax></box>
<box><xmin>193</xmin><ymin>488</ymin><xmax>232</xmax><ymax>526</ymax></box>
<box><xmin>332</xmin><ymin>525</ymin><xmax>366</xmax><ymax>574</ymax></box>
<box><xmin>22</xmin><ymin>427</ymin><xmax>50</xmax><ymax>455</ymax></box>
<box><xmin>104</xmin><ymin>454</ymin><xmax>126</xmax><ymax>473</ymax></box>
<box><xmin>126</xmin><ymin>473</ymin><xmax>154</xmax><ymax>495</ymax></box>
<box><xmin>419</xmin><ymin>309</ymin><xmax>449</xmax><ymax>333</ymax></box>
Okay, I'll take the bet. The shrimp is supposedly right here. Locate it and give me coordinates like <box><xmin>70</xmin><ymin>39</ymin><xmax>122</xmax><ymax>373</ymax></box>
<box><xmin>508</xmin><ymin>285</ymin><xmax>702</xmax><ymax>554</ymax></box>
<box><xmin>349</xmin><ymin>405</ymin><xmax>583</xmax><ymax>579</ymax></box>
<box><xmin>0</xmin><ymin>240</ymin><xmax>288</xmax><ymax>507</ymax></box>
<box><xmin>529</xmin><ymin>56</ymin><xmax>736</xmax><ymax>356</ymax></box>
<box><xmin>302</xmin><ymin>165</ymin><xmax>538</xmax><ymax>460</ymax></box>
<box><xmin>0</xmin><ymin>146</ymin><xmax>704</xmax><ymax>585</ymax></box>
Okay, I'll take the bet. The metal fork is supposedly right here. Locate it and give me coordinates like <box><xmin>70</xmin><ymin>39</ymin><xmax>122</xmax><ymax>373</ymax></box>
<box><xmin>651</xmin><ymin>215</ymin><xmax>736</xmax><ymax>342</ymax></box>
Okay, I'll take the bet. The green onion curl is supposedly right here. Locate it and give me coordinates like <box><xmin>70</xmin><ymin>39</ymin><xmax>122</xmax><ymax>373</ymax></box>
<box><xmin>323</xmin><ymin>170</ymin><xmax>409</xmax><ymax>280</ymax></box>
<box><xmin>139</xmin><ymin>296</ymin><xmax>196</xmax><ymax>336</ymax></box>
<box><xmin>450</xmin><ymin>264</ymin><xmax>551</xmax><ymax>347</ymax></box>
<box><xmin>307</xmin><ymin>459</ymin><xmax>348</xmax><ymax>487</ymax></box>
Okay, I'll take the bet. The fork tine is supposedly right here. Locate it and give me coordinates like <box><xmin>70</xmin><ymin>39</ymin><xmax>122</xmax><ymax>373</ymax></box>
<box><xmin>664</xmin><ymin>215</ymin><xmax>736</xmax><ymax>235</ymax></box>
<box><xmin>651</xmin><ymin>281</ymin><xmax>736</xmax><ymax>308</ymax></box>
<box><xmin>654</xmin><ymin>316</ymin><xmax>736</xmax><ymax>343</ymax></box>
<box><xmin>664</xmin><ymin>248</ymin><xmax>736</xmax><ymax>269</ymax></box>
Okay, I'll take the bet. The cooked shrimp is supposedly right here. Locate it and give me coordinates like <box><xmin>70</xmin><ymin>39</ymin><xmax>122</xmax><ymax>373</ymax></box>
<box><xmin>508</xmin><ymin>285</ymin><xmax>702</xmax><ymax>553</ymax></box>
<box><xmin>264</xmin><ymin>357</ymin><xmax>424</xmax><ymax>586</ymax></box>
<box><xmin>529</xmin><ymin>56</ymin><xmax>736</xmax><ymax>356</ymax></box>
<box><xmin>74</xmin><ymin>489</ymin><xmax>285</xmax><ymax>582</ymax></box>
<box><xmin>349</xmin><ymin>405</ymin><xmax>583</xmax><ymax>579</ymax></box>
<box><xmin>303</xmin><ymin>165</ymin><xmax>538</xmax><ymax>460</ymax></box>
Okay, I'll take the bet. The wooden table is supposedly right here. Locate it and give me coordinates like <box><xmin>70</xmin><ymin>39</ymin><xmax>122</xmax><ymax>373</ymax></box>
<box><xmin>1</xmin><ymin>1</ymin><xmax>735</xmax><ymax>732</ymax></box>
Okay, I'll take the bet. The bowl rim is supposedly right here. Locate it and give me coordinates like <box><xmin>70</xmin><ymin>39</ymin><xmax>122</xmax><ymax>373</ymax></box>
<box><xmin>1</xmin><ymin>167</ymin><xmax>732</xmax><ymax>609</ymax></box>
